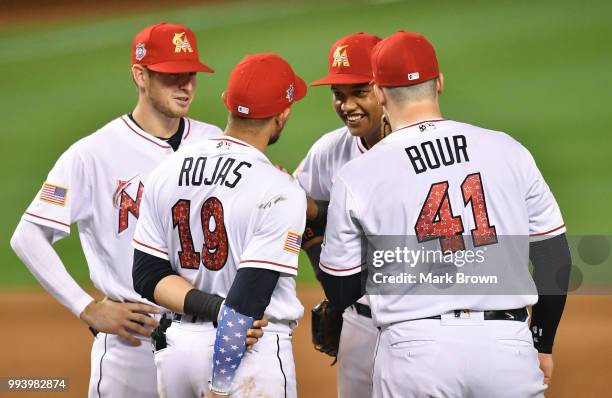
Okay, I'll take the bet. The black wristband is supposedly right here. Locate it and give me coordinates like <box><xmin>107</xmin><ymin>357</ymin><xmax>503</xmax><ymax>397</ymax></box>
<box><xmin>183</xmin><ymin>289</ymin><xmax>224</xmax><ymax>322</ymax></box>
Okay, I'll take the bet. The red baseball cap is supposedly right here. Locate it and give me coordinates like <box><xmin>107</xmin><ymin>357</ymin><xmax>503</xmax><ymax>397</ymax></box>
<box><xmin>132</xmin><ymin>23</ymin><xmax>214</xmax><ymax>73</ymax></box>
<box><xmin>224</xmin><ymin>53</ymin><xmax>307</xmax><ymax>119</ymax></box>
<box><xmin>310</xmin><ymin>32</ymin><xmax>382</xmax><ymax>86</ymax></box>
<box><xmin>371</xmin><ymin>31</ymin><xmax>439</xmax><ymax>87</ymax></box>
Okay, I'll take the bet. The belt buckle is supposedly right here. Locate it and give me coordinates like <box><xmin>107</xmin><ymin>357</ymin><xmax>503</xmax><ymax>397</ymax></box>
<box><xmin>441</xmin><ymin>309</ymin><xmax>484</xmax><ymax>326</ymax></box>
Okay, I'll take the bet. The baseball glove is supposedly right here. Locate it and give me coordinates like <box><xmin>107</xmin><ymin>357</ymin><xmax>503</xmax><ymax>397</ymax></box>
<box><xmin>311</xmin><ymin>299</ymin><xmax>343</xmax><ymax>359</ymax></box>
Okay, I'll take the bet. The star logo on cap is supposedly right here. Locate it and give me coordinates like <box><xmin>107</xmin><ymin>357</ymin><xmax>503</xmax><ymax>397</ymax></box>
<box><xmin>332</xmin><ymin>45</ymin><xmax>350</xmax><ymax>67</ymax></box>
<box><xmin>135</xmin><ymin>43</ymin><xmax>146</xmax><ymax>61</ymax></box>
<box><xmin>286</xmin><ymin>83</ymin><xmax>295</xmax><ymax>102</ymax></box>
<box><xmin>172</xmin><ymin>32</ymin><xmax>193</xmax><ymax>53</ymax></box>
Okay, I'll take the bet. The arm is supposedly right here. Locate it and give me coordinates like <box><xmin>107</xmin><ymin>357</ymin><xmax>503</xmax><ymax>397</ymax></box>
<box><xmin>209</xmin><ymin>269</ymin><xmax>280</xmax><ymax>395</ymax></box>
<box><xmin>11</xmin><ymin>219</ymin><xmax>94</xmax><ymax>317</ymax></box>
<box><xmin>133</xmin><ymin>249</ymin><xmax>223</xmax><ymax>322</ymax></box>
<box><xmin>11</xmin><ymin>220</ymin><xmax>158</xmax><ymax>345</ymax></box>
<box><xmin>529</xmin><ymin>233</ymin><xmax>571</xmax><ymax>385</ymax></box>
<box><xmin>318</xmin><ymin>176</ymin><xmax>365</xmax><ymax>309</ymax></box>
<box><xmin>302</xmin><ymin>198</ymin><xmax>329</xmax><ymax>280</ymax></box>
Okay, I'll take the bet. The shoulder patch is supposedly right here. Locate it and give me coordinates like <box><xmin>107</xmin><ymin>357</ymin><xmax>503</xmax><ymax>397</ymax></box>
<box><xmin>283</xmin><ymin>231</ymin><xmax>302</xmax><ymax>254</ymax></box>
<box><xmin>39</xmin><ymin>183</ymin><xmax>68</xmax><ymax>206</ymax></box>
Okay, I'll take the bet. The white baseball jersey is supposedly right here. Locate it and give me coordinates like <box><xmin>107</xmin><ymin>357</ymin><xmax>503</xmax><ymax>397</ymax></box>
<box><xmin>22</xmin><ymin>115</ymin><xmax>223</xmax><ymax>304</ymax></box>
<box><xmin>132</xmin><ymin>136</ymin><xmax>306</xmax><ymax>322</ymax></box>
<box><xmin>294</xmin><ymin>126</ymin><xmax>368</xmax><ymax>201</ymax></box>
<box><xmin>320</xmin><ymin>119</ymin><xmax>565</xmax><ymax>326</ymax></box>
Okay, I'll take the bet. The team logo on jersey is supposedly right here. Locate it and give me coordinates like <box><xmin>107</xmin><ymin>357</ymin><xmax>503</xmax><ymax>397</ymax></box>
<box><xmin>113</xmin><ymin>176</ymin><xmax>137</xmax><ymax>208</ymax></box>
<box><xmin>173</xmin><ymin>32</ymin><xmax>193</xmax><ymax>53</ymax></box>
<box><xmin>216</xmin><ymin>140</ymin><xmax>231</xmax><ymax>149</ymax></box>
<box><xmin>135</xmin><ymin>43</ymin><xmax>146</xmax><ymax>61</ymax></box>
<box><xmin>286</xmin><ymin>84</ymin><xmax>295</xmax><ymax>102</ymax></box>
<box><xmin>418</xmin><ymin>122</ymin><xmax>437</xmax><ymax>133</ymax></box>
<box><xmin>332</xmin><ymin>45</ymin><xmax>350</xmax><ymax>67</ymax></box>
<box><xmin>39</xmin><ymin>182</ymin><xmax>67</xmax><ymax>206</ymax></box>
<box><xmin>113</xmin><ymin>176</ymin><xmax>144</xmax><ymax>234</ymax></box>
<box><xmin>284</xmin><ymin>231</ymin><xmax>302</xmax><ymax>254</ymax></box>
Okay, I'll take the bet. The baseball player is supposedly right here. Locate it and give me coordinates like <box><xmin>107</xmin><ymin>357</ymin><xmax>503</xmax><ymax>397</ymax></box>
<box><xmin>131</xmin><ymin>53</ymin><xmax>308</xmax><ymax>398</ymax></box>
<box><xmin>319</xmin><ymin>31</ymin><xmax>571</xmax><ymax>397</ymax></box>
<box><xmin>10</xmin><ymin>23</ymin><xmax>223</xmax><ymax>398</ymax></box>
<box><xmin>294</xmin><ymin>32</ymin><xmax>386</xmax><ymax>398</ymax></box>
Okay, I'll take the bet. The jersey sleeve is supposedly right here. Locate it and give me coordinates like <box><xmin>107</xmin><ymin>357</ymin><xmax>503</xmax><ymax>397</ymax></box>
<box><xmin>522</xmin><ymin>148</ymin><xmax>566</xmax><ymax>240</ymax></box>
<box><xmin>319</xmin><ymin>175</ymin><xmax>365</xmax><ymax>277</ymax></box>
<box><xmin>22</xmin><ymin>143</ymin><xmax>91</xmax><ymax>241</ymax></box>
<box><xmin>239</xmin><ymin>183</ymin><xmax>307</xmax><ymax>276</ymax></box>
<box><xmin>132</xmin><ymin>172</ymin><xmax>170</xmax><ymax>260</ymax></box>
<box><xmin>294</xmin><ymin>144</ymin><xmax>330</xmax><ymax>200</ymax></box>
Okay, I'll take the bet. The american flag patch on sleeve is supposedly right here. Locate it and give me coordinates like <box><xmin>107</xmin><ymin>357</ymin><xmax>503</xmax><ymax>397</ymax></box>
<box><xmin>39</xmin><ymin>183</ymin><xmax>67</xmax><ymax>206</ymax></box>
<box><xmin>283</xmin><ymin>231</ymin><xmax>302</xmax><ymax>254</ymax></box>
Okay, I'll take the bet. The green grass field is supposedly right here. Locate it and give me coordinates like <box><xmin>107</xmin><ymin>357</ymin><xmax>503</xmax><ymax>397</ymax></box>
<box><xmin>1</xmin><ymin>0</ymin><xmax>611</xmax><ymax>289</ymax></box>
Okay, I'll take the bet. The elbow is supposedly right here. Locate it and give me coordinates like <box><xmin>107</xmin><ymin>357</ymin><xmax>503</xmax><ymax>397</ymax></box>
<box><xmin>10</xmin><ymin>223</ymin><xmax>27</xmax><ymax>257</ymax></box>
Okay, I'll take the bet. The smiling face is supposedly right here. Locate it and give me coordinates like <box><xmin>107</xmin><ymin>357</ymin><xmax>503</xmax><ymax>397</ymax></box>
<box><xmin>145</xmin><ymin>69</ymin><xmax>197</xmax><ymax>118</ymax></box>
<box><xmin>331</xmin><ymin>83</ymin><xmax>383</xmax><ymax>142</ymax></box>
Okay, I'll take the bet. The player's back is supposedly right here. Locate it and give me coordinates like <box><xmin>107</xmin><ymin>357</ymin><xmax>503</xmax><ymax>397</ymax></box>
<box><xmin>333</xmin><ymin>119</ymin><xmax>565</xmax><ymax>323</ymax></box>
<box><xmin>339</xmin><ymin>119</ymin><xmax>562</xmax><ymax>238</ymax></box>
<box><xmin>138</xmin><ymin>136</ymin><xmax>305</xmax><ymax>322</ymax></box>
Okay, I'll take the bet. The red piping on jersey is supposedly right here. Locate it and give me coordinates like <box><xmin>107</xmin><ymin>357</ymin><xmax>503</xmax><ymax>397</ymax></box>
<box><xmin>133</xmin><ymin>239</ymin><xmax>169</xmax><ymax>255</ymax></box>
<box><xmin>240</xmin><ymin>259</ymin><xmax>298</xmax><ymax>271</ymax></box>
<box><xmin>209</xmin><ymin>137</ymin><xmax>249</xmax><ymax>147</ymax></box>
<box><xmin>319</xmin><ymin>261</ymin><xmax>365</xmax><ymax>272</ymax></box>
<box><xmin>182</xmin><ymin>118</ymin><xmax>192</xmax><ymax>140</ymax></box>
<box><xmin>121</xmin><ymin>117</ymin><xmax>172</xmax><ymax>149</ymax></box>
<box><xmin>529</xmin><ymin>224</ymin><xmax>566</xmax><ymax>237</ymax></box>
<box><xmin>355</xmin><ymin>136</ymin><xmax>366</xmax><ymax>154</ymax></box>
<box><xmin>24</xmin><ymin>212</ymin><xmax>70</xmax><ymax>228</ymax></box>
<box><xmin>394</xmin><ymin>118</ymin><xmax>447</xmax><ymax>133</ymax></box>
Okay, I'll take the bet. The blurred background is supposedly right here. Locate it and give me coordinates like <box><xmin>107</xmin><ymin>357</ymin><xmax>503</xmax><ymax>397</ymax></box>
<box><xmin>0</xmin><ymin>0</ymin><xmax>611</xmax><ymax>396</ymax></box>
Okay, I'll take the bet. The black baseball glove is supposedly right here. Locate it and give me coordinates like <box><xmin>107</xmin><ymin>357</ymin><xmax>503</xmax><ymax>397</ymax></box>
<box><xmin>311</xmin><ymin>299</ymin><xmax>343</xmax><ymax>359</ymax></box>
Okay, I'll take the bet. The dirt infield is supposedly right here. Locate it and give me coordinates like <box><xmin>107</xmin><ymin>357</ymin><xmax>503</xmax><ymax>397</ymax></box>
<box><xmin>0</xmin><ymin>288</ymin><xmax>609</xmax><ymax>397</ymax></box>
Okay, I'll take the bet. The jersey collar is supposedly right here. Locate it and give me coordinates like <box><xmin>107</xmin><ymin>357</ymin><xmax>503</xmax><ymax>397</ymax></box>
<box><xmin>208</xmin><ymin>136</ymin><xmax>271</xmax><ymax>163</ymax></box>
<box><xmin>121</xmin><ymin>115</ymin><xmax>192</xmax><ymax>150</ymax></box>
<box><xmin>393</xmin><ymin>118</ymin><xmax>447</xmax><ymax>134</ymax></box>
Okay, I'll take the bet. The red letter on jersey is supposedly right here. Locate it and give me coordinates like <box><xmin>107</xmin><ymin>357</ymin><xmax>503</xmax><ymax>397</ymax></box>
<box><xmin>118</xmin><ymin>182</ymin><xmax>144</xmax><ymax>233</ymax></box>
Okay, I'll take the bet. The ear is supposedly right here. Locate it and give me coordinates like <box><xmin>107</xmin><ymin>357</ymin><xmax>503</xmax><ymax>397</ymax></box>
<box><xmin>132</xmin><ymin>64</ymin><xmax>147</xmax><ymax>89</ymax></box>
<box><xmin>373</xmin><ymin>84</ymin><xmax>386</xmax><ymax>107</ymax></box>
<box><xmin>437</xmin><ymin>73</ymin><xmax>444</xmax><ymax>96</ymax></box>
<box><xmin>277</xmin><ymin>106</ymin><xmax>292</xmax><ymax>126</ymax></box>
<box><xmin>221</xmin><ymin>91</ymin><xmax>226</xmax><ymax>102</ymax></box>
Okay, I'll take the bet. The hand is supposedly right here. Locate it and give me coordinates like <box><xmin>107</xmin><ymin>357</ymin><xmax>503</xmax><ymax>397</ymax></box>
<box><xmin>246</xmin><ymin>319</ymin><xmax>268</xmax><ymax>349</ymax></box>
<box><xmin>306</xmin><ymin>196</ymin><xmax>319</xmax><ymax>220</ymax></box>
<box><xmin>80</xmin><ymin>297</ymin><xmax>160</xmax><ymax>345</ymax></box>
<box><xmin>538</xmin><ymin>353</ymin><xmax>553</xmax><ymax>385</ymax></box>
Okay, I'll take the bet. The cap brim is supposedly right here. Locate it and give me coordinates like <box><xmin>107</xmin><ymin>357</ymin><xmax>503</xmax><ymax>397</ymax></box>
<box><xmin>293</xmin><ymin>75</ymin><xmax>308</xmax><ymax>102</ymax></box>
<box><xmin>310</xmin><ymin>73</ymin><xmax>373</xmax><ymax>86</ymax></box>
<box><xmin>147</xmin><ymin>60</ymin><xmax>214</xmax><ymax>73</ymax></box>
